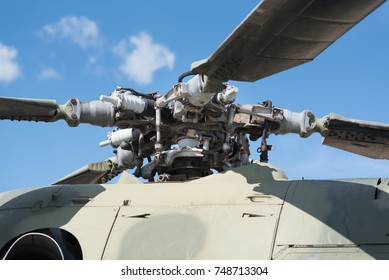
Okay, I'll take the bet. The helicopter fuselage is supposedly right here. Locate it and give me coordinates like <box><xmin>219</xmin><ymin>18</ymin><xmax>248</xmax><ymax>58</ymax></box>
<box><xmin>1</xmin><ymin>161</ymin><xmax>388</xmax><ymax>260</ymax></box>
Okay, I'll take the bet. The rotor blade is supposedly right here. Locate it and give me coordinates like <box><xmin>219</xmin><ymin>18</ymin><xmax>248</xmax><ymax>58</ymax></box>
<box><xmin>0</xmin><ymin>96</ymin><xmax>116</xmax><ymax>127</ymax></box>
<box><xmin>0</xmin><ymin>96</ymin><xmax>61</xmax><ymax>122</ymax></box>
<box><xmin>322</xmin><ymin>114</ymin><xmax>389</xmax><ymax>159</ymax></box>
<box><xmin>191</xmin><ymin>0</ymin><xmax>385</xmax><ymax>82</ymax></box>
<box><xmin>52</xmin><ymin>158</ymin><xmax>124</xmax><ymax>185</ymax></box>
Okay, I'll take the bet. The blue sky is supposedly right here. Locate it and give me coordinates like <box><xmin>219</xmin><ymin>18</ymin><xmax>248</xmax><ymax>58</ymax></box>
<box><xmin>0</xmin><ymin>1</ymin><xmax>389</xmax><ymax>192</ymax></box>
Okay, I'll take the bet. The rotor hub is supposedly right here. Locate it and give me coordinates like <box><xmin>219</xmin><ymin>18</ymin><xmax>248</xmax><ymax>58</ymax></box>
<box><xmin>160</xmin><ymin>157</ymin><xmax>212</xmax><ymax>182</ymax></box>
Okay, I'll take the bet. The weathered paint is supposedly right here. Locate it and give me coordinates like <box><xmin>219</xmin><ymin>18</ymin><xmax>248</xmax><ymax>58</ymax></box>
<box><xmin>1</xmin><ymin>162</ymin><xmax>389</xmax><ymax>259</ymax></box>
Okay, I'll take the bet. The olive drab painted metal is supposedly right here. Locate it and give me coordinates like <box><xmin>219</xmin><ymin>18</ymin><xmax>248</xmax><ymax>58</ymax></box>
<box><xmin>1</xmin><ymin>162</ymin><xmax>389</xmax><ymax>259</ymax></box>
<box><xmin>1</xmin><ymin>0</ymin><xmax>389</xmax><ymax>260</ymax></box>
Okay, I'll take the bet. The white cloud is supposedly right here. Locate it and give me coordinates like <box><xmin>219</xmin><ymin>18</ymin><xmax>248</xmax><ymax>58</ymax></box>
<box><xmin>0</xmin><ymin>43</ymin><xmax>21</xmax><ymax>83</ymax></box>
<box><xmin>85</xmin><ymin>55</ymin><xmax>105</xmax><ymax>76</ymax></box>
<box><xmin>38</xmin><ymin>68</ymin><xmax>61</xmax><ymax>80</ymax></box>
<box><xmin>41</xmin><ymin>16</ymin><xmax>100</xmax><ymax>48</ymax></box>
<box><xmin>113</xmin><ymin>32</ymin><xmax>175</xmax><ymax>85</ymax></box>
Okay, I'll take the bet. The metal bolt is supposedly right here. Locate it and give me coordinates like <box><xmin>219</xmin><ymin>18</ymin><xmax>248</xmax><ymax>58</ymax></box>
<box><xmin>307</xmin><ymin>111</ymin><xmax>313</xmax><ymax>118</ymax></box>
<box><xmin>71</xmin><ymin>113</ymin><xmax>78</xmax><ymax>120</ymax></box>
<box><xmin>70</xmin><ymin>98</ymin><xmax>77</xmax><ymax>105</ymax></box>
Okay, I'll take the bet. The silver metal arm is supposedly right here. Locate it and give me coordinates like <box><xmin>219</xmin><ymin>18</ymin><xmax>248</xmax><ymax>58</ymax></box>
<box><xmin>59</xmin><ymin>98</ymin><xmax>115</xmax><ymax>127</ymax></box>
<box><xmin>237</xmin><ymin>104</ymin><xmax>318</xmax><ymax>137</ymax></box>
<box><xmin>156</xmin><ymin>74</ymin><xmax>238</xmax><ymax>109</ymax></box>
